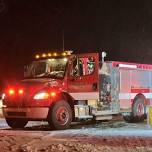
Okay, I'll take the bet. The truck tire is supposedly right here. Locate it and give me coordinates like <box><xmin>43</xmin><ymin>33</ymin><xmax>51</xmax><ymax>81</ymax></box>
<box><xmin>48</xmin><ymin>100</ymin><xmax>72</xmax><ymax>130</ymax></box>
<box><xmin>123</xmin><ymin>96</ymin><xmax>145</xmax><ymax>123</ymax></box>
<box><xmin>123</xmin><ymin>113</ymin><xmax>133</xmax><ymax>122</ymax></box>
<box><xmin>6</xmin><ymin>118</ymin><xmax>28</xmax><ymax>129</ymax></box>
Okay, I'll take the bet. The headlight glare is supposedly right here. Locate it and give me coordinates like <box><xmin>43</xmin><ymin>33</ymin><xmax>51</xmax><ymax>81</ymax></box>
<box><xmin>33</xmin><ymin>92</ymin><xmax>49</xmax><ymax>100</ymax></box>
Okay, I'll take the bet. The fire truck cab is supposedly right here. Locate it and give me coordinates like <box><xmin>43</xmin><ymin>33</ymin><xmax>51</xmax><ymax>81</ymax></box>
<box><xmin>2</xmin><ymin>51</ymin><xmax>151</xmax><ymax>130</ymax></box>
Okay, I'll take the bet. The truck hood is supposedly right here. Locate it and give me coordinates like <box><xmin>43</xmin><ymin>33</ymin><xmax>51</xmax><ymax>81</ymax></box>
<box><xmin>4</xmin><ymin>78</ymin><xmax>65</xmax><ymax>107</ymax></box>
<box><xmin>21</xmin><ymin>78</ymin><xmax>63</xmax><ymax>87</ymax></box>
<box><xmin>20</xmin><ymin>78</ymin><xmax>64</xmax><ymax>92</ymax></box>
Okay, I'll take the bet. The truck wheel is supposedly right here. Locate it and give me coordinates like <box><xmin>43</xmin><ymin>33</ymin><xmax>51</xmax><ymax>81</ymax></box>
<box><xmin>122</xmin><ymin>112</ymin><xmax>134</xmax><ymax>122</ymax></box>
<box><xmin>48</xmin><ymin>100</ymin><xmax>72</xmax><ymax>130</ymax></box>
<box><xmin>132</xmin><ymin>96</ymin><xmax>145</xmax><ymax>122</ymax></box>
<box><xmin>123</xmin><ymin>96</ymin><xmax>145</xmax><ymax>122</ymax></box>
<box><xmin>6</xmin><ymin>118</ymin><xmax>28</xmax><ymax>129</ymax></box>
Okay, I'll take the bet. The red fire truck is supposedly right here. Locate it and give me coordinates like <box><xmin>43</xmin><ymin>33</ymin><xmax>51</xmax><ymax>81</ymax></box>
<box><xmin>2</xmin><ymin>51</ymin><xmax>152</xmax><ymax>130</ymax></box>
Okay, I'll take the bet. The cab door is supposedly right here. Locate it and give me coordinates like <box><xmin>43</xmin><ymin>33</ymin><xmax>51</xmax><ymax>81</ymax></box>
<box><xmin>67</xmin><ymin>53</ymin><xmax>99</xmax><ymax>100</ymax></box>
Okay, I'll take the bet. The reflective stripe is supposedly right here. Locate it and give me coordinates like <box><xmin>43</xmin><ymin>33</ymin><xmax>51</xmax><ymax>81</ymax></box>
<box><xmin>118</xmin><ymin>64</ymin><xmax>137</xmax><ymax>68</ymax></box>
<box><xmin>131</xmin><ymin>88</ymin><xmax>150</xmax><ymax>93</ymax></box>
<box><xmin>69</xmin><ymin>92</ymin><xmax>99</xmax><ymax>100</ymax></box>
<box><xmin>119</xmin><ymin>93</ymin><xmax>152</xmax><ymax>100</ymax></box>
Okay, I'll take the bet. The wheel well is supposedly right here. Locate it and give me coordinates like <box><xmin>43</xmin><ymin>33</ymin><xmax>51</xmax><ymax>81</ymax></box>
<box><xmin>62</xmin><ymin>92</ymin><xmax>74</xmax><ymax>108</ymax></box>
<box><xmin>50</xmin><ymin>92</ymin><xmax>74</xmax><ymax>109</ymax></box>
<box><xmin>132</xmin><ymin>93</ymin><xmax>146</xmax><ymax>114</ymax></box>
<box><xmin>47</xmin><ymin>92</ymin><xmax>75</xmax><ymax>121</ymax></box>
<box><xmin>48</xmin><ymin>92</ymin><xmax>75</xmax><ymax>120</ymax></box>
<box><xmin>133</xmin><ymin>93</ymin><xmax>146</xmax><ymax>104</ymax></box>
<box><xmin>62</xmin><ymin>92</ymin><xmax>75</xmax><ymax>120</ymax></box>
<box><xmin>123</xmin><ymin>93</ymin><xmax>146</xmax><ymax>123</ymax></box>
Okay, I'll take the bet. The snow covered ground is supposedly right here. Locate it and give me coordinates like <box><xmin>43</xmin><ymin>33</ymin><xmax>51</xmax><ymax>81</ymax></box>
<box><xmin>0</xmin><ymin>118</ymin><xmax>152</xmax><ymax>151</ymax></box>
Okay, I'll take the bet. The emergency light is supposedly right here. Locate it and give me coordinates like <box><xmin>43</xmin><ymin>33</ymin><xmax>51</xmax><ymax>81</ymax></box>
<box><xmin>7</xmin><ymin>88</ymin><xmax>24</xmax><ymax>96</ymax></box>
<box><xmin>35</xmin><ymin>50</ymin><xmax>73</xmax><ymax>59</ymax></box>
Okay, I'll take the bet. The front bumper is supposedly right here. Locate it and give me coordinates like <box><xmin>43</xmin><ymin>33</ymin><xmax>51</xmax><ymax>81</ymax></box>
<box><xmin>3</xmin><ymin>107</ymin><xmax>49</xmax><ymax>120</ymax></box>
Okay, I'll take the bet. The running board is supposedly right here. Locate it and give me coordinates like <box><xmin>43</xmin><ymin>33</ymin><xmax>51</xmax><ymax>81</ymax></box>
<box><xmin>95</xmin><ymin>115</ymin><xmax>112</xmax><ymax>120</ymax></box>
<box><xmin>92</xmin><ymin>110</ymin><xmax>119</xmax><ymax>116</ymax></box>
<box><xmin>76</xmin><ymin>115</ymin><xmax>93</xmax><ymax>119</ymax></box>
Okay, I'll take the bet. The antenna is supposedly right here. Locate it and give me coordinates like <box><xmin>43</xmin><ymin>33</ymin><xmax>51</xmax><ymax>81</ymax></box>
<box><xmin>62</xmin><ymin>30</ymin><xmax>64</xmax><ymax>52</ymax></box>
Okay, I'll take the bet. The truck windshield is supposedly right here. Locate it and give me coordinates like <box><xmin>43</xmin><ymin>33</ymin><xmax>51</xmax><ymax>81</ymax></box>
<box><xmin>24</xmin><ymin>58</ymin><xmax>68</xmax><ymax>79</ymax></box>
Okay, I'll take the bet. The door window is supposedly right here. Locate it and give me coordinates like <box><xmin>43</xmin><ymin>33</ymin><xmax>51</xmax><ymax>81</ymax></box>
<box><xmin>72</xmin><ymin>57</ymin><xmax>95</xmax><ymax>76</ymax></box>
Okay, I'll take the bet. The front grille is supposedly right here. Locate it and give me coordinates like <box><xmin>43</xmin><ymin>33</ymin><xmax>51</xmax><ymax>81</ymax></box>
<box><xmin>5</xmin><ymin>96</ymin><xmax>29</xmax><ymax>107</ymax></box>
<box><xmin>7</xmin><ymin>112</ymin><xmax>26</xmax><ymax>117</ymax></box>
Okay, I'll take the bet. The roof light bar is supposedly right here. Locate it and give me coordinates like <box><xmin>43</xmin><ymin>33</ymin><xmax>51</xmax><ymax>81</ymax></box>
<box><xmin>35</xmin><ymin>50</ymin><xmax>73</xmax><ymax>59</ymax></box>
<box><xmin>48</xmin><ymin>53</ymin><xmax>51</xmax><ymax>57</ymax></box>
<box><xmin>35</xmin><ymin>55</ymin><xmax>40</xmax><ymax>59</ymax></box>
<box><xmin>42</xmin><ymin>53</ymin><xmax>47</xmax><ymax>58</ymax></box>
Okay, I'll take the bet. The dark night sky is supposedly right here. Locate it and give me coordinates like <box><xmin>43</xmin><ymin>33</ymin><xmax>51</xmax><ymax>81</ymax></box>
<box><xmin>0</xmin><ymin>0</ymin><xmax>152</xmax><ymax>83</ymax></box>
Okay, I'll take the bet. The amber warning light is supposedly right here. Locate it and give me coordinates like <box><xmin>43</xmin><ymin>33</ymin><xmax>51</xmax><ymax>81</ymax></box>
<box><xmin>35</xmin><ymin>50</ymin><xmax>73</xmax><ymax>59</ymax></box>
<box><xmin>50</xmin><ymin>92</ymin><xmax>56</xmax><ymax>97</ymax></box>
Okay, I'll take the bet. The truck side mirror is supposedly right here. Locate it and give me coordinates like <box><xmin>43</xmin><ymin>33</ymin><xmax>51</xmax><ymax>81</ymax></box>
<box><xmin>24</xmin><ymin>65</ymin><xmax>29</xmax><ymax>77</ymax></box>
<box><xmin>24</xmin><ymin>65</ymin><xmax>29</xmax><ymax>72</ymax></box>
<box><xmin>102</xmin><ymin>51</ymin><xmax>107</xmax><ymax>63</ymax></box>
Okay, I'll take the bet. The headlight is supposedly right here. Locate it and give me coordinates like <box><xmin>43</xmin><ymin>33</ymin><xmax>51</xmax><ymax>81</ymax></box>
<box><xmin>33</xmin><ymin>92</ymin><xmax>49</xmax><ymax>100</ymax></box>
